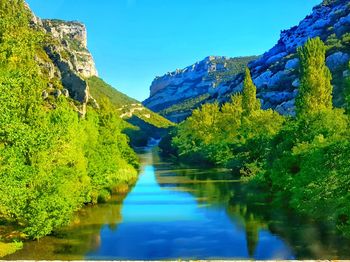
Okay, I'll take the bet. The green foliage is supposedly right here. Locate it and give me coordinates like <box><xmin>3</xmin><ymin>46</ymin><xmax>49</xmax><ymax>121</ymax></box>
<box><xmin>208</xmin><ymin>56</ymin><xmax>259</xmax><ymax>87</ymax></box>
<box><xmin>267</xmin><ymin>108</ymin><xmax>350</xmax><ymax>229</ymax></box>
<box><xmin>159</xmin><ymin>94</ymin><xmax>210</xmax><ymax>117</ymax></box>
<box><xmin>87</xmin><ymin>76</ymin><xmax>173</xmax><ymax>128</ymax></box>
<box><xmin>242</xmin><ymin>68</ymin><xmax>260</xmax><ymax>115</ymax></box>
<box><xmin>325</xmin><ymin>34</ymin><xmax>342</xmax><ymax>51</ymax></box>
<box><xmin>0</xmin><ymin>242</ymin><xmax>23</xmax><ymax>258</ymax></box>
<box><xmin>88</xmin><ymin>76</ymin><xmax>138</xmax><ymax>108</ymax></box>
<box><xmin>345</xmin><ymin>62</ymin><xmax>350</xmax><ymax>110</ymax></box>
<box><xmin>168</xmin><ymin>37</ymin><xmax>350</xmax><ymax>237</ymax></box>
<box><xmin>296</xmin><ymin>37</ymin><xmax>333</xmax><ymax>116</ymax></box>
<box><xmin>169</xmin><ymin>86</ymin><xmax>284</xmax><ymax>170</ymax></box>
<box><xmin>0</xmin><ymin>0</ymin><xmax>138</xmax><ymax>240</ymax></box>
<box><xmin>88</xmin><ymin>76</ymin><xmax>173</xmax><ymax>147</ymax></box>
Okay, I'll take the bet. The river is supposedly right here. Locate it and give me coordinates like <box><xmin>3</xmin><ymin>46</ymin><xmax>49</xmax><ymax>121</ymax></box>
<box><xmin>6</xmin><ymin>148</ymin><xmax>350</xmax><ymax>260</ymax></box>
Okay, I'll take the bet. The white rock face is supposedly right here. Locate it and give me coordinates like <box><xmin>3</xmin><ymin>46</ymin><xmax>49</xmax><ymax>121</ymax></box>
<box><xmin>144</xmin><ymin>56</ymin><xmax>238</xmax><ymax>112</ymax></box>
<box><xmin>150</xmin><ymin>56</ymin><xmax>227</xmax><ymax>96</ymax></box>
<box><xmin>42</xmin><ymin>20</ymin><xmax>98</xmax><ymax>78</ymax></box>
<box><xmin>43</xmin><ymin>20</ymin><xmax>87</xmax><ymax>48</ymax></box>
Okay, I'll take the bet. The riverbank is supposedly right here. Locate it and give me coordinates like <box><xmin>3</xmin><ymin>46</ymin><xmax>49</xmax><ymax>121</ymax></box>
<box><xmin>4</xmin><ymin>148</ymin><xmax>350</xmax><ymax>260</ymax></box>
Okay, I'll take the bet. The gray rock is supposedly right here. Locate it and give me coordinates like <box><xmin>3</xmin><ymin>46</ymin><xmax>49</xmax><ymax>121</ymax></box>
<box><xmin>334</xmin><ymin>13</ymin><xmax>350</xmax><ymax>35</ymax></box>
<box><xmin>142</xmin><ymin>0</ymin><xmax>350</xmax><ymax>122</ymax></box>
<box><xmin>62</xmin><ymin>89</ymin><xmax>70</xmax><ymax>97</ymax></box>
<box><xmin>275</xmin><ymin>99</ymin><xmax>296</xmax><ymax>117</ymax></box>
<box><xmin>45</xmin><ymin>45</ymin><xmax>89</xmax><ymax>103</ymax></box>
<box><xmin>268</xmin><ymin>71</ymin><xmax>289</xmax><ymax>87</ymax></box>
<box><xmin>261</xmin><ymin>91</ymin><xmax>294</xmax><ymax>105</ymax></box>
<box><xmin>326</xmin><ymin>52</ymin><xmax>350</xmax><ymax>71</ymax></box>
<box><xmin>253</xmin><ymin>71</ymin><xmax>273</xmax><ymax>88</ymax></box>
<box><xmin>285</xmin><ymin>58</ymin><xmax>300</xmax><ymax>70</ymax></box>
<box><xmin>78</xmin><ymin>104</ymin><xmax>87</xmax><ymax>118</ymax></box>
<box><xmin>265</xmin><ymin>52</ymin><xmax>288</xmax><ymax>65</ymax></box>
<box><xmin>292</xmin><ymin>78</ymin><xmax>300</xmax><ymax>88</ymax></box>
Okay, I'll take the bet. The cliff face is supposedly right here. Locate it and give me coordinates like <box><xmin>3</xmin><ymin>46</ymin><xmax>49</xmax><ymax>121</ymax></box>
<box><xmin>144</xmin><ymin>0</ymin><xmax>350</xmax><ymax>122</ymax></box>
<box><xmin>41</xmin><ymin>19</ymin><xmax>98</xmax><ymax>78</ymax></box>
<box><xmin>143</xmin><ymin>56</ymin><xmax>257</xmax><ymax>122</ymax></box>
<box><xmin>27</xmin><ymin>7</ymin><xmax>99</xmax><ymax>114</ymax></box>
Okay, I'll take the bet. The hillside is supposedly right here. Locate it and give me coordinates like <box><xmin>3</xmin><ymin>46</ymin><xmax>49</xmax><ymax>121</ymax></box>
<box><xmin>144</xmin><ymin>0</ymin><xmax>350</xmax><ymax>122</ymax></box>
<box><xmin>87</xmin><ymin>76</ymin><xmax>173</xmax><ymax>146</ymax></box>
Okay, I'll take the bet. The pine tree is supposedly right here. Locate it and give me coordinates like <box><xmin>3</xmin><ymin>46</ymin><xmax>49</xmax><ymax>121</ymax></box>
<box><xmin>242</xmin><ymin>67</ymin><xmax>260</xmax><ymax>115</ymax></box>
<box><xmin>296</xmin><ymin>37</ymin><xmax>333</xmax><ymax>116</ymax></box>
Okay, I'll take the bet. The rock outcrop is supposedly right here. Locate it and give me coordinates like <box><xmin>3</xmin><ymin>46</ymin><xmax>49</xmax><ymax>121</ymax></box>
<box><xmin>41</xmin><ymin>19</ymin><xmax>98</xmax><ymax>78</ymax></box>
<box><xmin>143</xmin><ymin>56</ymin><xmax>257</xmax><ymax>121</ymax></box>
<box><xmin>26</xmin><ymin>3</ymin><xmax>99</xmax><ymax>116</ymax></box>
<box><xmin>144</xmin><ymin>0</ymin><xmax>350</xmax><ymax>122</ymax></box>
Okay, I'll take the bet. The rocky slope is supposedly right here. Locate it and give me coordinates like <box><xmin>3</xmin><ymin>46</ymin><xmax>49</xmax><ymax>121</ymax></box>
<box><xmin>144</xmin><ymin>0</ymin><xmax>350</xmax><ymax>122</ymax></box>
<box><xmin>143</xmin><ymin>56</ymin><xmax>257</xmax><ymax>122</ymax></box>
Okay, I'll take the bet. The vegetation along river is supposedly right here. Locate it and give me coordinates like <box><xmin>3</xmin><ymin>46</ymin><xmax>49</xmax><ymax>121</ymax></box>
<box><xmin>6</xmin><ymin>148</ymin><xmax>350</xmax><ymax>260</ymax></box>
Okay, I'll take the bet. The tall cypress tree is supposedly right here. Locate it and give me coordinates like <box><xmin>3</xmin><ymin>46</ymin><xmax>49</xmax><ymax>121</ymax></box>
<box><xmin>296</xmin><ymin>37</ymin><xmax>333</xmax><ymax>116</ymax></box>
<box><xmin>242</xmin><ymin>67</ymin><xmax>260</xmax><ymax>115</ymax></box>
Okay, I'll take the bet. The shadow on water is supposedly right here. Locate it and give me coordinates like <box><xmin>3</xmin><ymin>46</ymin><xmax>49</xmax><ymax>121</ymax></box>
<box><xmin>6</xmin><ymin>147</ymin><xmax>350</xmax><ymax>260</ymax></box>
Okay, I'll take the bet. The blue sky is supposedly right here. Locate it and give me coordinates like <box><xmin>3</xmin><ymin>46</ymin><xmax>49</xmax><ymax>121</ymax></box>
<box><xmin>26</xmin><ymin>0</ymin><xmax>321</xmax><ymax>101</ymax></box>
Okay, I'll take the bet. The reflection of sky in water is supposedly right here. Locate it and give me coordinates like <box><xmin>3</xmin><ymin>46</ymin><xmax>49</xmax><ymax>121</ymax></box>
<box><xmin>86</xmin><ymin>162</ymin><xmax>295</xmax><ymax>260</ymax></box>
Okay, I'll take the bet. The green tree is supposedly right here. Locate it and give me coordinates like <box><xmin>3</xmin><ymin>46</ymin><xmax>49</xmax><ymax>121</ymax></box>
<box><xmin>296</xmin><ymin>37</ymin><xmax>333</xmax><ymax>116</ymax></box>
<box><xmin>242</xmin><ymin>68</ymin><xmax>260</xmax><ymax>115</ymax></box>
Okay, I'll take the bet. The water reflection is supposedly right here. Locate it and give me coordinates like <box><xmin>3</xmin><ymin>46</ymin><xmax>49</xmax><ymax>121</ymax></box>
<box><xmin>85</xmin><ymin>150</ymin><xmax>294</xmax><ymax>260</ymax></box>
<box><xmin>6</xmin><ymin>148</ymin><xmax>350</xmax><ymax>260</ymax></box>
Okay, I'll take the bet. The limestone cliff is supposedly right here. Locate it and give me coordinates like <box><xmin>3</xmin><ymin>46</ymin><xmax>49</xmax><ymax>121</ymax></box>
<box><xmin>26</xmin><ymin>4</ymin><xmax>99</xmax><ymax>115</ymax></box>
<box><xmin>143</xmin><ymin>56</ymin><xmax>257</xmax><ymax>122</ymax></box>
<box><xmin>41</xmin><ymin>19</ymin><xmax>98</xmax><ymax>78</ymax></box>
<box><xmin>144</xmin><ymin>0</ymin><xmax>350</xmax><ymax>122</ymax></box>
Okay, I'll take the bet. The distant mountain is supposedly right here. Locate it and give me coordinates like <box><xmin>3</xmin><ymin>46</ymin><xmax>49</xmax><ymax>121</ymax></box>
<box><xmin>143</xmin><ymin>56</ymin><xmax>257</xmax><ymax>122</ymax></box>
<box><xmin>144</xmin><ymin>0</ymin><xmax>350</xmax><ymax>122</ymax></box>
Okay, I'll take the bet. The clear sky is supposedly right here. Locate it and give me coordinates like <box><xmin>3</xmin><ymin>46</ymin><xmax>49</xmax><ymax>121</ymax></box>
<box><xmin>26</xmin><ymin>0</ymin><xmax>321</xmax><ymax>101</ymax></box>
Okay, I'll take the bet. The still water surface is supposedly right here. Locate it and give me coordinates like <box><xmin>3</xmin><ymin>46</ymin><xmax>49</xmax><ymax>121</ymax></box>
<box><xmin>7</xmin><ymin>148</ymin><xmax>350</xmax><ymax>260</ymax></box>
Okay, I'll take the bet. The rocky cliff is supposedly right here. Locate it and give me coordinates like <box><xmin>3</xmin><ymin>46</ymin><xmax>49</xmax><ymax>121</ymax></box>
<box><xmin>41</xmin><ymin>19</ymin><xmax>98</xmax><ymax>78</ymax></box>
<box><xmin>27</xmin><ymin>5</ymin><xmax>99</xmax><ymax>115</ymax></box>
<box><xmin>144</xmin><ymin>0</ymin><xmax>350</xmax><ymax>122</ymax></box>
<box><xmin>143</xmin><ymin>56</ymin><xmax>257</xmax><ymax>122</ymax></box>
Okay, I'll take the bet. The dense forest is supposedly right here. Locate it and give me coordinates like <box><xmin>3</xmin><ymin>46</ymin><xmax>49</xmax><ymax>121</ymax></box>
<box><xmin>160</xmin><ymin>37</ymin><xmax>350</xmax><ymax>237</ymax></box>
<box><xmin>0</xmin><ymin>0</ymin><xmax>139</xmax><ymax>255</ymax></box>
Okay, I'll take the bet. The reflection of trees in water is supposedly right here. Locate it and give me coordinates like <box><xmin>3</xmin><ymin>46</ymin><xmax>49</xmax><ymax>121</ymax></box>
<box><xmin>155</xmin><ymin>163</ymin><xmax>350</xmax><ymax>259</ymax></box>
<box><xmin>6</xmin><ymin>194</ymin><xmax>125</xmax><ymax>260</ymax></box>
<box><xmin>155</xmin><ymin>166</ymin><xmax>265</xmax><ymax>258</ymax></box>
<box><xmin>229</xmin><ymin>182</ymin><xmax>350</xmax><ymax>259</ymax></box>
<box><xmin>227</xmin><ymin>204</ymin><xmax>266</xmax><ymax>258</ymax></box>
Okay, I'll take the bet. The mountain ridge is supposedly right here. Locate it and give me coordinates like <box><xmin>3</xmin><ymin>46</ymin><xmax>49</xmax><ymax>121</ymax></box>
<box><xmin>143</xmin><ymin>55</ymin><xmax>257</xmax><ymax>122</ymax></box>
<box><xmin>144</xmin><ymin>0</ymin><xmax>350</xmax><ymax>122</ymax></box>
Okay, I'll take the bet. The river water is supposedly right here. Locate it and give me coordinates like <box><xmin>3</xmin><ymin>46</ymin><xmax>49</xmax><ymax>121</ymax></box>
<box><xmin>6</xmin><ymin>148</ymin><xmax>350</xmax><ymax>260</ymax></box>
